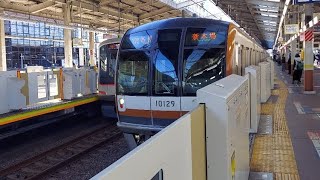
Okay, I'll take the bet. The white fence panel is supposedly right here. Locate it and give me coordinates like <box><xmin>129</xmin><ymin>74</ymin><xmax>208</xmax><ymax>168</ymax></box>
<box><xmin>91</xmin><ymin>114</ymin><xmax>195</xmax><ymax>180</ymax></box>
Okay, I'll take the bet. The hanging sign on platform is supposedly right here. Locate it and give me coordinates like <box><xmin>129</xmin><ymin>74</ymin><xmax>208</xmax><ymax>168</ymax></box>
<box><xmin>285</xmin><ymin>24</ymin><xmax>299</xmax><ymax>34</ymax></box>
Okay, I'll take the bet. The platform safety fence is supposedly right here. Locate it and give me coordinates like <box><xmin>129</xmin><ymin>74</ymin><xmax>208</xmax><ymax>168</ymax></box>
<box><xmin>0</xmin><ymin>66</ymin><xmax>98</xmax><ymax>114</ymax></box>
<box><xmin>91</xmin><ymin>104</ymin><xmax>206</xmax><ymax>180</ymax></box>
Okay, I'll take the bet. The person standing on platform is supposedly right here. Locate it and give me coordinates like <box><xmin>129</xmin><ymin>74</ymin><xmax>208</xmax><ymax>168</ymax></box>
<box><xmin>288</xmin><ymin>52</ymin><xmax>291</xmax><ymax>74</ymax></box>
<box><xmin>316</xmin><ymin>51</ymin><xmax>320</xmax><ymax>66</ymax></box>
<box><xmin>293</xmin><ymin>54</ymin><xmax>303</xmax><ymax>84</ymax></box>
<box><xmin>281</xmin><ymin>54</ymin><xmax>286</xmax><ymax>71</ymax></box>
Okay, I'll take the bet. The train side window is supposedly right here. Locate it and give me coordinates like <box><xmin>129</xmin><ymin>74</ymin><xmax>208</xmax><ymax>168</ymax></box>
<box><xmin>182</xmin><ymin>48</ymin><xmax>225</xmax><ymax>96</ymax></box>
<box><xmin>99</xmin><ymin>45</ymin><xmax>107</xmax><ymax>72</ymax></box>
<box><xmin>108</xmin><ymin>50</ymin><xmax>117</xmax><ymax>77</ymax></box>
<box><xmin>153</xmin><ymin>29</ymin><xmax>181</xmax><ymax>96</ymax></box>
<box><xmin>99</xmin><ymin>45</ymin><xmax>118</xmax><ymax>84</ymax></box>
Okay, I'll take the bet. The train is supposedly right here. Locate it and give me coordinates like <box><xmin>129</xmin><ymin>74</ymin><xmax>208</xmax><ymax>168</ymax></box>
<box><xmin>98</xmin><ymin>38</ymin><xmax>121</xmax><ymax>118</ymax></box>
<box><xmin>114</xmin><ymin>18</ymin><xmax>268</xmax><ymax>147</ymax></box>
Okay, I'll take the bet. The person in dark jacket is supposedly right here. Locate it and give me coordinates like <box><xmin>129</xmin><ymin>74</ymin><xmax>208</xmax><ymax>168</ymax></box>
<box><xmin>281</xmin><ymin>54</ymin><xmax>286</xmax><ymax>71</ymax></box>
<box><xmin>277</xmin><ymin>54</ymin><xmax>281</xmax><ymax>66</ymax></box>
<box><xmin>293</xmin><ymin>54</ymin><xmax>303</xmax><ymax>84</ymax></box>
<box><xmin>288</xmin><ymin>53</ymin><xmax>291</xmax><ymax>74</ymax></box>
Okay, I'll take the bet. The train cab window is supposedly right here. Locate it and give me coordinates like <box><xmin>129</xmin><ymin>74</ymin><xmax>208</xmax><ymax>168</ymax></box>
<box><xmin>153</xmin><ymin>29</ymin><xmax>181</xmax><ymax>96</ymax></box>
<box><xmin>99</xmin><ymin>45</ymin><xmax>118</xmax><ymax>84</ymax></box>
<box><xmin>99</xmin><ymin>45</ymin><xmax>107</xmax><ymax>72</ymax></box>
<box><xmin>117</xmin><ymin>51</ymin><xmax>149</xmax><ymax>95</ymax></box>
<box><xmin>108</xmin><ymin>50</ymin><xmax>117</xmax><ymax>76</ymax></box>
<box><xmin>183</xmin><ymin>48</ymin><xmax>225</xmax><ymax>96</ymax></box>
<box><xmin>99</xmin><ymin>45</ymin><xmax>109</xmax><ymax>83</ymax></box>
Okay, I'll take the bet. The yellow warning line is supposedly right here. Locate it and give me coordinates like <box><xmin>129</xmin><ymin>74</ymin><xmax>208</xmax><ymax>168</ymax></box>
<box><xmin>0</xmin><ymin>96</ymin><xmax>99</xmax><ymax>126</ymax></box>
<box><xmin>250</xmin><ymin>79</ymin><xmax>300</xmax><ymax>180</ymax></box>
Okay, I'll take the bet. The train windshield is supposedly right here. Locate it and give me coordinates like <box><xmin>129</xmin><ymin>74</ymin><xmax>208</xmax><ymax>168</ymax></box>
<box><xmin>99</xmin><ymin>44</ymin><xmax>118</xmax><ymax>84</ymax></box>
<box><xmin>183</xmin><ymin>27</ymin><xmax>227</xmax><ymax>96</ymax></box>
<box><xmin>117</xmin><ymin>30</ymin><xmax>155</xmax><ymax>95</ymax></box>
<box><xmin>117</xmin><ymin>51</ymin><xmax>149</xmax><ymax>95</ymax></box>
<box><xmin>153</xmin><ymin>29</ymin><xmax>181</xmax><ymax>96</ymax></box>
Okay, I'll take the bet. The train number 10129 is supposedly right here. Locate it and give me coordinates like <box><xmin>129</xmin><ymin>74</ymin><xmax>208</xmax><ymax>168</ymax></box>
<box><xmin>155</xmin><ymin>100</ymin><xmax>175</xmax><ymax>107</ymax></box>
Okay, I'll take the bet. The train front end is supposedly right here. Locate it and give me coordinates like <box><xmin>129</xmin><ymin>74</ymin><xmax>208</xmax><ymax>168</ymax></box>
<box><xmin>115</xmin><ymin>18</ymin><xmax>229</xmax><ymax>147</ymax></box>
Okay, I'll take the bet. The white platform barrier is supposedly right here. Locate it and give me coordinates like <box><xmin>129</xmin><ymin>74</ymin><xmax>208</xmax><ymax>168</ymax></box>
<box><xmin>197</xmin><ymin>74</ymin><xmax>250</xmax><ymax>180</ymax></box>
<box><xmin>63</xmin><ymin>68</ymin><xmax>81</xmax><ymax>100</ymax></box>
<box><xmin>63</xmin><ymin>68</ymin><xmax>97</xmax><ymax>99</ymax></box>
<box><xmin>47</xmin><ymin>70</ymin><xmax>59</xmax><ymax>98</ymax></box>
<box><xmin>77</xmin><ymin>69</ymin><xmax>87</xmax><ymax>95</ymax></box>
<box><xmin>0</xmin><ymin>71</ymin><xmax>26</xmax><ymax>114</ymax></box>
<box><xmin>259</xmin><ymin>62</ymin><xmax>271</xmax><ymax>103</ymax></box>
<box><xmin>92</xmin><ymin>105</ymin><xmax>206</xmax><ymax>180</ymax></box>
<box><xmin>0</xmin><ymin>66</ymin><xmax>98</xmax><ymax>114</ymax></box>
<box><xmin>267</xmin><ymin>58</ymin><xmax>275</xmax><ymax>89</ymax></box>
<box><xmin>245</xmin><ymin>66</ymin><xmax>261</xmax><ymax>133</ymax></box>
<box><xmin>93</xmin><ymin>74</ymin><xmax>251</xmax><ymax>180</ymax></box>
<box><xmin>27</xmin><ymin>71</ymin><xmax>49</xmax><ymax>104</ymax></box>
<box><xmin>86</xmin><ymin>69</ymin><xmax>98</xmax><ymax>94</ymax></box>
<box><xmin>26</xmin><ymin>66</ymin><xmax>43</xmax><ymax>73</ymax></box>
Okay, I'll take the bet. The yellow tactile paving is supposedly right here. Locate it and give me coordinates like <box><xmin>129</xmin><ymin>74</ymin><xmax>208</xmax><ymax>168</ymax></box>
<box><xmin>261</xmin><ymin>103</ymin><xmax>275</xmax><ymax>115</ymax></box>
<box><xmin>250</xmin><ymin>79</ymin><xmax>300</xmax><ymax>180</ymax></box>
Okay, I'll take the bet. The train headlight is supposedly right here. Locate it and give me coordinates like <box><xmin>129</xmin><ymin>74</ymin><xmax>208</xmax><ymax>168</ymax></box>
<box><xmin>119</xmin><ymin>98</ymin><xmax>125</xmax><ymax>108</ymax></box>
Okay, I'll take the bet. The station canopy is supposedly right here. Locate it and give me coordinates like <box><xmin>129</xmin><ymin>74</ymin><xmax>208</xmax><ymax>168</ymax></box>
<box><xmin>0</xmin><ymin>0</ymin><xmax>282</xmax><ymax>48</ymax></box>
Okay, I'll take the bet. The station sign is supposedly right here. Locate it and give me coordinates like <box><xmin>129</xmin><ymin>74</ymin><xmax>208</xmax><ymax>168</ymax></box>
<box><xmin>293</xmin><ymin>0</ymin><xmax>320</xmax><ymax>5</ymax></box>
<box><xmin>314</xmin><ymin>24</ymin><xmax>320</xmax><ymax>32</ymax></box>
<box><xmin>314</xmin><ymin>13</ymin><xmax>320</xmax><ymax>32</ymax></box>
<box><xmin>103</xmin><ymin>34</ymin><xmax>117</xmax><ymax>39</ymax></box>
<box><xmin>285</xmin><ymin>24</ymin><xmax>299</xmax><ymax>34</ymax></box>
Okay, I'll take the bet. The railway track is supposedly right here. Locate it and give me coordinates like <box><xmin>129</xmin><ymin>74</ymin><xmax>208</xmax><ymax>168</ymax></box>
<box><xmin>0</xmin><ymin>122</ymin><xmax>122</xmax><ymax>180</ymax></box>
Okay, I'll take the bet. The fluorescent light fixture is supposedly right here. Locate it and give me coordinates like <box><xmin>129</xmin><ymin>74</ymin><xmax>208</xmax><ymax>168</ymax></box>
<box><xmin>273</xmin><ymin>0</ymin><xmax>290</xmax><ymax>49</ymax></box>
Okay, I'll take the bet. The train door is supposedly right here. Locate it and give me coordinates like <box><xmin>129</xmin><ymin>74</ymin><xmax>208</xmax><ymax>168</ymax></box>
<box><xmin>238</xmin><ymin>45</ymin><xmax>242</xmax><ymax>75</ymax></box>
<box><xmin>254</xmin><ymin>50</ymin><xmax>256</xmax><ymax>65</ymax></box>
<box><xmin>246</xmin><ymin>48</ymin><xmax>250</xmax><ymax>68</ymax></box>
<box><xmin>249</xmin><ymin>48</ymin><xmax>253</xmax><ymax>66</ymax></box>
<box><xmin>241</xmin><ymin>45</ymin><xmax>246</xmax><ymax>75</ymax></box>
<box><xmin>248</xmin><ymin>48</ymin><xmax>250</xmax><ymax>66</ymax></box>
<box><xmin>233</xmin><ymin>44</ymin><xmax>239</xmax><ymax>74</ymax></box>
<box><xmin>151</xmin><ymin>29</ymin><xmax>182</xmax><ymax>127</ymax></box>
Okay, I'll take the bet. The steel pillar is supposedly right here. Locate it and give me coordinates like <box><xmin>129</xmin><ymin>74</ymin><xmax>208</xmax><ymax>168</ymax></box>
<box><xmin>0</xmin><ymin>9</ymin><xmax>6</xmax><ymax>71</ymax></box>
<box><xmin>290</xmin><ymin>6</ymin><xmax>298</xmax><ymax>75</ymax></box>
<box><xmin>63</xmin><ymin>1</ymin><xmax>73</xmax><ymax>68</ymax></box>
<box><xmin>303</xmin><ymin>4</ymin><xmax>315</xmax><ymax>93</ymax></box>
<box><xmin>89</xmin><ymin>31</ymin><xmax>95</xmax><ymax>66</ymax></box>
<box><xmin>79</xmin><ymin>47</ymin><xmax>84</xmax><ymax>66</ymax></box>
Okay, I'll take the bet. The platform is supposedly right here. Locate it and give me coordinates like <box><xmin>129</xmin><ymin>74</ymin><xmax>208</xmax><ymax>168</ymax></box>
<box><xmin>250</xmin><ymin>64</ymin><xmax>320</xmax><ymax>180</ymax></box>
<box><xmin>0</xmin><ymin>95</ymin><xmax>99</xmax><ymax>126</ymax></box>
<box><xmin>277</xmin><ymin>65</ymin><xmax>320</xmax><ymax>179</ymax></box>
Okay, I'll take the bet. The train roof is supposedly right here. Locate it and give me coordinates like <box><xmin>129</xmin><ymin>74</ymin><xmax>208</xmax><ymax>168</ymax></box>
<box><xmin>99</xmin><ymin>37</ymin><xmax>121</xmax><ymax>47</ymax></box>
<box><xmin>126</xmin><ymin>17</ymin><xmax>231</xmax><ymax>34</ymax></box>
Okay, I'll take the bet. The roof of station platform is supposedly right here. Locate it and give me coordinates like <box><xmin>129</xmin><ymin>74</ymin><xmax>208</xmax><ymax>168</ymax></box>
<box><xmin>0</xmin><ymin>0</ymin><xmax>283</xmax><ymax>48</ymax></box>
<box><xmin>218</xmin><ymin>0</ymin><xmax>282</xmax><ymax>49</ymax></box>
